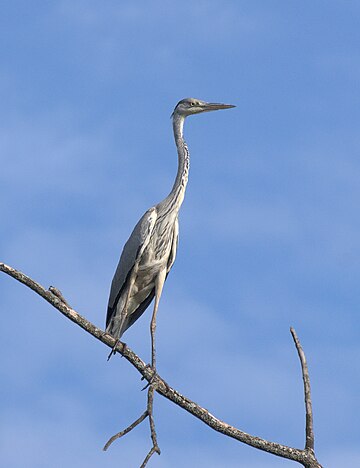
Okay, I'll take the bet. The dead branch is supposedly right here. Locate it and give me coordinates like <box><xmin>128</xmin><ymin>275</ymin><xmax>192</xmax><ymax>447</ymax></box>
<box><xmin>0</xmin><ymin>262</ymin><xmax>323</xmax><ymax>467</ymax></box>
<box><xmin>103</xmin><ymin>410</ymin><xmax>148</xmax><ymax>451</ymax></box>
<box><xmin>103</xmin><ymin>385</ymin><xmax>160</xmax><ymax>467</ymax></box>
<box><xmin>290</xmin><ymin>327</ymin><xmax>315</xmax><ymax>453</ymax></box>
<box><xmin>142</xmin><ymin>385</ymin><xmax>161</xmax><ymax>467</ymax></box>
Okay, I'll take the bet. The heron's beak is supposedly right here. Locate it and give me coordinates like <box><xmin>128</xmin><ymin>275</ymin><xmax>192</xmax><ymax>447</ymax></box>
<box><xmin>200</xmin><ymin>102</ymin><xmax>236</xmax><ymax>112</ymax></box>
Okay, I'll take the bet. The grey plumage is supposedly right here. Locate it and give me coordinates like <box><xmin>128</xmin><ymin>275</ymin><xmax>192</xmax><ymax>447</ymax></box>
<box><xmin>106</xmin><ymin>98</ymin><xmax>235</xmax><ymax>364</ymax></box>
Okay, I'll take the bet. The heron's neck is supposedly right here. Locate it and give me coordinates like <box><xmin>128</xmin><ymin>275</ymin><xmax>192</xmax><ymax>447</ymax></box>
<box><xmin>165</xmin><ymin>114</ymin><xmax>189</xmax><ymax>211</ymax></box>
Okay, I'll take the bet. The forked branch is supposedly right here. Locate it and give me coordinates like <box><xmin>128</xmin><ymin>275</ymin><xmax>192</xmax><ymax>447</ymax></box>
<box><xmin>0</xmin><ymin>262</ymin><xmax>322</xmax><ymax>467</ymax></box>
<box><xmin>103</xmin><ymin>385</ymin><xmax>160</xmax><ymax>467</ymax></box>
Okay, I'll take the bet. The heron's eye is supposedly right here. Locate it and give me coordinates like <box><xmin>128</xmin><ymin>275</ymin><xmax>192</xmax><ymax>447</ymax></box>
<box><xmin>190</xmin><ymin>102</ymin><xmax>195</xmax><ymax>106</ymax></box>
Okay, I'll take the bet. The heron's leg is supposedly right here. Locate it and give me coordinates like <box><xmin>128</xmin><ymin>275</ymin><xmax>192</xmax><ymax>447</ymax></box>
<box><xmin>150</xmin><ymin>269</ymin><xmax>167</xmax><ymax>370</ymax></box>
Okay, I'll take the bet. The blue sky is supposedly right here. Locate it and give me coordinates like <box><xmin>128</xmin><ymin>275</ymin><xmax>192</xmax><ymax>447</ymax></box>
<box><xmin>1</xmin><ymin>1</ymin><xmax>359</xmax><ymax>467</ymax></box>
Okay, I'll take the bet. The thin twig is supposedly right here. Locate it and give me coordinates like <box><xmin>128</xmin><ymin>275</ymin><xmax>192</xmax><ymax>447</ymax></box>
<box><xmin>140</xmin><ymin>446</ymin><xmax>158</xmax><ymax>468</ymax></box>
<box><xmin>0</xmin><ymin>262</ymin><xmax>323</xmax><ymax>467</ymax></box>
<box><xmin>290</xmin><ymin>327</ymin><xmax>315</xmax><ymax>452</ymax></box>
<box><xmin>147</xmin><ymin>386</ymin><xmax>161</xmax><ymax>456</ymax></box>
<box><xmin>137</xmin><ymin>386</ymin><xmax>161</xmax><ymax>468</ymax></box>
<box><xmin>103</xmin><ymin>410</ymin><xmax>148</xmax><ymax>451</ymax></box>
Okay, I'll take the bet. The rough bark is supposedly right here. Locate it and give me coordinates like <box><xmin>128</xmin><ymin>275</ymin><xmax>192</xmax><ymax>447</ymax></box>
<box><xmin>0</xmin><ymin>262</ymin><xmax>323</xmax><ymax>467</ymax></box>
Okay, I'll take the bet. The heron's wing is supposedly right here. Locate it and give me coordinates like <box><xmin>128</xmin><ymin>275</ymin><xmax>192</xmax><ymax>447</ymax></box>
<box><xmin>121</xmin><ymin>218</ymin><xmax>179</xmax><ymax>335</ymax></box>
<box><xmin>120</xmin><ymin>288</ymin><xmax>155</xmax><ymax>334</ymax></box>
<box><xmin>106</xmin><ymin>207</ymin><xmax>157</xmax><ymax>328</ymax></box>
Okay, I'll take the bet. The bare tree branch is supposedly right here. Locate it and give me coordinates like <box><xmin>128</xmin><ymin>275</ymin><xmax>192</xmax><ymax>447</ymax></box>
<box><xmin>103</xmin><ymin>385</ymin><xmax>160</xmax><ymax>467</ymax></box>
<box><xmin>103</xmin><ymin>410</ymin><xmax>148</xmax><ymax>451</ymax></box>
<box><xmin>290</xmin><ymin>327</ymin><xmax>315</xmax><ymax>453</ymax></box>
<box><xmin>0</xmin><ymin>262</ymin><xmax>323</xmax><ymax>467</ymax></box>
<box><xmin>142</xmin><ymin>386</ymin><xmax>161</xmax><ymax>467</ymax></box>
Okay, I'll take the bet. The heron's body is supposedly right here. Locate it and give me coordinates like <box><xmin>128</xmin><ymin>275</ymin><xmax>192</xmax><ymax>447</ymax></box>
<box><xmin>106</xmin><ymin>207</ymin><xmax>179</xmax><ymax>338</ymax></box>
<box><xmin>106</xmin><ymin>98</ymin><xmax>234</xmax><ymax>365</ymax></box>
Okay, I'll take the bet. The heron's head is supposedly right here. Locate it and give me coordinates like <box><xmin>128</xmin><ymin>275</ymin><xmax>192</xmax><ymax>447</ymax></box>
<box><xmin>171</xmin><ymin>98</ymin><xmax>235</xmax><ymax>118</ymax></box>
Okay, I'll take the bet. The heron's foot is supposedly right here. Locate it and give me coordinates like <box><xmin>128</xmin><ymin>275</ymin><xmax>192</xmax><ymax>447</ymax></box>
<box><xmin>107</xmin><ymin>339</ymin><xmax>126</xmax><ymax>361</ymax></box>
<box><xmin>107</xmin><ymin>340</ymin><xmax>118</xmax><ymax>360</ymax></box>
<box><xmin>141</xmin><ymin>364</ymin><xmax>158</xmax><ymax>391</ymax></box>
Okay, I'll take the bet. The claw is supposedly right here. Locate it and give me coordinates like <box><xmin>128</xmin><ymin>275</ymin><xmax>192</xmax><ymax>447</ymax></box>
<box><xmin>141</xmin><ymin>364</ymin><xmax>157</xmax><ymax>391</ymax></box>
<box><xmin>107</xmin><ymin>340</ymin><xmax>128</xmax><ymax>360</ymax></box>
<box><xmin>107</xmin><ymin>348</ymin><xmax>117</xmax><ymax>361</ymax></box>
<box><xmin>107</xmin><ymin>339</ymin><xmax>120</xmax><ymax>360</ymax></box>
<box><xmin>142</xmin><ymin>381</ymin><xmax>151</xmax><ymax>391</ymax></box>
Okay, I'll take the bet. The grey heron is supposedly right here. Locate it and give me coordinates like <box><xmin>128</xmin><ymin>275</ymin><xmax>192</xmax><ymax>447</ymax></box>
<box><xmin>106</xmin><ymin>98</ymin><xmax>235</xmax><ymax>366</ymax></box>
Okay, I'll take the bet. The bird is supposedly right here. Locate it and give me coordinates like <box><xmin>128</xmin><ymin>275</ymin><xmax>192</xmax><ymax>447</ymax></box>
<box><xmin>106</xmin><ymin>98</ymin><xmax>235</xmax><ymax>367</ymax></box>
